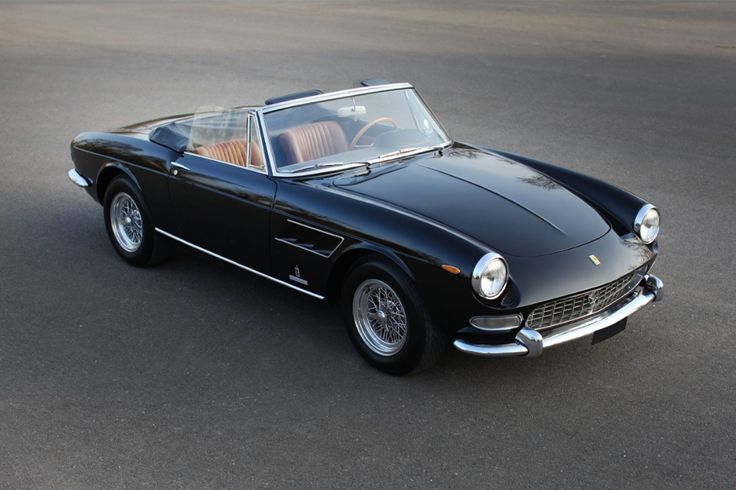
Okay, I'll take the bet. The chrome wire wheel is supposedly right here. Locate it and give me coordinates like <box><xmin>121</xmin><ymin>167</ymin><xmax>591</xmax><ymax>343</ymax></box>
<box><xmin>110</xmin><ymin>192</ymin><xmax>143</xmax><ymax>253</ymax></box>
<box><xmin>352</xmin><ymin>279</ymin><xmax>408</xmax><ymax>356</ymax></box>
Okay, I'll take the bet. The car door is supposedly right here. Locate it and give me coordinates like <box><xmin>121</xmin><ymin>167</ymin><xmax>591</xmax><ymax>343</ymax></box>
<box><xmin>167</xmin><ymin>110</ymin><xmax>276</xmax><ymax>272</ymax></box>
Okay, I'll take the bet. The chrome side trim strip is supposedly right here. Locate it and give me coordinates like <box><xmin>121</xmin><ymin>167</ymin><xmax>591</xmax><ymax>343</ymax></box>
<box><xmin>286</xmin><ymin>218</ymin><xmax>344</xmax><ymax>241</ymax></box>
<box><xmin>274</xmin><ymin>219</ymin><xmax>345</xmax><ymax>259</ymax></box>
<box><xmin>68</xmin><ymin>168</ymin><xmax>91</xmax><ymax>187</ymax></box>
<box><xmin>453</xmin><ymin>275</ymin><xmax>662</xmax><ymax>358</ymax></box>
<box><xmin>154</xmin><ymin>228</ymin><xmax>325</xmax><ymax>300</ymax></box>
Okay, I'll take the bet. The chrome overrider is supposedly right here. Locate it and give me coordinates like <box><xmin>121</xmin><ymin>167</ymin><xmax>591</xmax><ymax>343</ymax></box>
<box><xmin>453</xmin><ymin>274</ymin><xmax>663</xmax><ymax>358</ymax></box>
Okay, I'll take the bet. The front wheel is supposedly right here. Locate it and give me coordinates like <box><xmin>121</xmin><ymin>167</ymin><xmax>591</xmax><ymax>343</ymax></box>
<box><xmin>341</xmin><ymin>257</ymin><xmax>448</xmax><ymax>375</ymax></box>
<box><xmin>103</xmin><ymin>176</ymin><xmax>170</xmax><ymax>267</ymax></box>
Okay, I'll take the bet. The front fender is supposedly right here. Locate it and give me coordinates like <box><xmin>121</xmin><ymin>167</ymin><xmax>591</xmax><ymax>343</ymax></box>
<box><xmin>331</xmin><ymin>242</ymin><xmax>415</xmax><ymax>281</ymax></box>
<box><xmin>477</xmin><ymin>145</ymin><xmax>649</xmax><ymax>237</ymax></box>
<box><xmin>95</xmin><ymin>161</ymin><xmax>143</xmax><ymax>200</ymax></box>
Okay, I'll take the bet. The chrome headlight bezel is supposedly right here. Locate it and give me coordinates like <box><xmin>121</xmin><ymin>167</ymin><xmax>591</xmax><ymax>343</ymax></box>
<box><xmin>634</xmin><ymin>204</ymin><xmax>660</xmax><ymax>244</ymax></box>
<box><xmin>471</xmin><ymin>252</ymin><xmax>509</xmax><ymax>300</ymax></box>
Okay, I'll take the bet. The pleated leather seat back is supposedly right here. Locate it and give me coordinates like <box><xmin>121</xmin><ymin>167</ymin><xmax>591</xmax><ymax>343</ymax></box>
<box><xmin>279</xmin><ymin>121</ymin><xmax>348</xmax><ymax>165</ymax></box>
<box><xmin>195</xmin><ymin>140</ymin><xmax>264</xmax><ymax>169</ymax></box>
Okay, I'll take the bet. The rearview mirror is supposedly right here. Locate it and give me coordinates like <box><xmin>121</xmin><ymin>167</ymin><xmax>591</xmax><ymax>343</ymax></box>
<box><xmin>337</xmin><ymin>105</ymin><xmax>367</xmax><ymax>118</ymax></box>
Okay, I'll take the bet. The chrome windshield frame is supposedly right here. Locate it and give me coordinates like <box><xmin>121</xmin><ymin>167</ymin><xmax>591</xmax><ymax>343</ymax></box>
<box><xmin>254</xmin><ymin>83</ymin><xmax>452</xmax><ymax>178</ymax></box>
<box><xmin>259</xmin><ymin>82</ymin><xmax>413</xmax><ymax>114</ymax></box>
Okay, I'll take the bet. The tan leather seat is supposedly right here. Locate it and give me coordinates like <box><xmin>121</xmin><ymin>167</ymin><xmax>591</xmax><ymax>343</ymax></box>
<box><xmin>195</xmin><ymin>140</ymin><xmax>264</xmax><ymax>169</ymax></box>
<box><xmin>279</xmin><ymin>121</ymin><xmax>348</xmax><ymax>165</ymax></box>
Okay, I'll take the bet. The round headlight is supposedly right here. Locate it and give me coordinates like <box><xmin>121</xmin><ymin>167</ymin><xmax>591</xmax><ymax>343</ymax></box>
<box><xmin>634</xmin><ymin>204</ymin><xmax>660</xmax><ymax>244</ymax></box>
<box><xmin>472</xmin><ymin>252</ymin><xmax>508</xmax><ymax>300</ymax></box>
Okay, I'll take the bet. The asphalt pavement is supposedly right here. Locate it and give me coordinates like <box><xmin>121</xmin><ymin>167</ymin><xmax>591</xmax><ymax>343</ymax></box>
<box><xmin>1</xmin><ymin>1</ymin><xmax>735</xmax><ymax>487</ymax></box>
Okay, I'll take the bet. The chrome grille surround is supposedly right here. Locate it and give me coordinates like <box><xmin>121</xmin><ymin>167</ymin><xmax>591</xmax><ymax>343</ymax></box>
<box><xmin>526</xmin><ymin>269</ymin><xmax>646</xmax><ymax>331</ymax></box>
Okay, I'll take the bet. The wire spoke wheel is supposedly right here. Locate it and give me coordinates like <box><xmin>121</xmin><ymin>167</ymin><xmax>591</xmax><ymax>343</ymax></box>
<box><xmin>353</xmin><ymin>279</ymin><xmax>408</xmax><ymax>356</ymax></box>
<box><xmin>110</xmin><ymin>192</ymin><xmax>143</xmax><ymax>253</ymax></box>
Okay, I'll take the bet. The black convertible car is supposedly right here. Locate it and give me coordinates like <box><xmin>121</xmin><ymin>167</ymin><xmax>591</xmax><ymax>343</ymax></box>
<box><xmin>69</xmin><ymin>81</ymin><xmax>662</xmax><ymax>374</ymax></box>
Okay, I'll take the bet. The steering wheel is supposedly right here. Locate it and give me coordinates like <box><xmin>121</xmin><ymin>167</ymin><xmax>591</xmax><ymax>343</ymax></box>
<box><xmin>350</xmin><ymin>116</ymin><xmax>398</xmax><ymax>148</ymax></box>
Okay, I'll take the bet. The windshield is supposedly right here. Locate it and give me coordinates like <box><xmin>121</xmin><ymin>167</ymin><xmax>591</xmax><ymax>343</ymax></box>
<box><xmin>262</xmin><ymin>88</ymin><xmax>449</xmax><ymax>173</ymax></box>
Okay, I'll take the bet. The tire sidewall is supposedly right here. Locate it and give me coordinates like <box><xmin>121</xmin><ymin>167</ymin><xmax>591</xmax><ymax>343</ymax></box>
<box><xmin>341</xmin><ymin>258</ymin><xmax>429</xmax><ymax>375</ymax></box>
<box><xmin>103</xmin><ymin>176</ymin><xmax>156</xmax><ymax>267</ymax></box>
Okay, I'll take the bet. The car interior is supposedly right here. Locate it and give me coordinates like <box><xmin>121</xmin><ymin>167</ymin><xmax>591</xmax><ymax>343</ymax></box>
<box><xmin>184</xmin><ymin>109</ymin><xmax>265</xmax><ymax>170</ymax></box>
<box><xmin>195</xmin><ymin>139</ymin><xmax>264</xmax><ymax>169</ymax></box>
<box><xmin>149</xmin><ymin>87</ymin><xmax>445</xmax><ymax>173</ymax></box>
<box><xmin>186</xmin><ymin>109</ymin><xmax>398</xmax><ymax>171</ymax></box>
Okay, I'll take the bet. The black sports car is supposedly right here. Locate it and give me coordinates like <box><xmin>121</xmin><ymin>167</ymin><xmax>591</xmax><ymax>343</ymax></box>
<box><xmin>69</xmin><ymin>80</ymin><xmax>663</xmax><ymax>374</ymax></box>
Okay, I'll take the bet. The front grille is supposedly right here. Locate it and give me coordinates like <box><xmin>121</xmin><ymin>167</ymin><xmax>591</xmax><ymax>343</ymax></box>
<box><xmin>526</xmin><ymin>269</ymin><xmax>645</xmax><ymax>331</ymax></box>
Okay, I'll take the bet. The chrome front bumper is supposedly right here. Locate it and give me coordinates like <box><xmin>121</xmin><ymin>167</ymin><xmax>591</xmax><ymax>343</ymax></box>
<box><xmin>68</xmin><ymin>168</ymin><xmax>91</xmax><ymax>187</ymax></box>
<box><xmin>453</xmin><ymin>274</ymin><xmax>663</xmax><ymax>358</ymax></box>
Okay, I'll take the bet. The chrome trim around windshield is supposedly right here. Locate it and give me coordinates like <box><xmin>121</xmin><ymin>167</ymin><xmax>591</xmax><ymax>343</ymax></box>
<box><xmin>155</xmin><ymin>228</ymin><xmax>325</xmax><ymax>300</ymax></box>
<box><xmin>260</xmin><ymin>83</ymin><xmax>414</xmax><ymax>114</ymax></box>
<box><xmin>276</xmin><ymin>162</ymin><xmax>371</xmax><ymax>177</ymax></box>
<box><xmin>369</xmin><ymin>141</ymin><xmax>452</xmax><ymax>165</ymax></box>
<box><xmin>255</xmin><ymin>108</ymin><xmax>274</xmax><ymax>176</ymax></box>
<box><xmin>255</xmin><ymin>83</ymin><xmax>452</xmax><ymax>177</ymax></box>
<box><xmin>272</xmin><ymin>141</ymin><xmax>452</xmax><ymax>178</ymax></box>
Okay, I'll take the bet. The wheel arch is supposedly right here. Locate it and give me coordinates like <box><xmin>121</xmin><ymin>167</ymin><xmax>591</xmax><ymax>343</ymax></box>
<box><xmin>96</xmin><ymin>162</ymin><xmax>142</xmax><ymax>203</ymax></box>
<box><xmin>326</xmin><ymin>243</ymin><xmax>415</xmax><ymax>303</ymax></box>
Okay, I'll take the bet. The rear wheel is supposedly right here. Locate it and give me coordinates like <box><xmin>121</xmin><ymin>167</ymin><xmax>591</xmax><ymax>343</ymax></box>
<box><xmin>103</xmin><ymin>176</ymin><xmax>169</xmax><ymax>267</ymax></box>
<box><xmin>341</xmin><ymin>257</ymin><xmax>448</xmax><ymax>375</ymax></box>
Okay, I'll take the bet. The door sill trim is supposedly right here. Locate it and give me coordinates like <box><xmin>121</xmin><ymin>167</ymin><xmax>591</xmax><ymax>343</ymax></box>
<box><xmin>155</xmin><ymin>228</ymin><xmax>325</xmax><ymax>300</ymax></box>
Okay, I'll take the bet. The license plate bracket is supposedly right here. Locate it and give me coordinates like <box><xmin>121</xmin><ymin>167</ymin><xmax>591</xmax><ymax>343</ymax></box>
<box><xmin>591</xmin><ymin>318</ymin><xmax>627</xmax><ymax>345</ymax></box>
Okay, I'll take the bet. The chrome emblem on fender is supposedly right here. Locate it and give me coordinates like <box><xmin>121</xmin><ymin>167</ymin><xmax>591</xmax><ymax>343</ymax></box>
<box><xmin>589</xmin><ymin>254</ymin><xmax>601</xmax><ymax>266</ymax></box>
<box><xmin>289</xmin><ymin>265</ymin><xmax>308</xmax><ymax>285</ymax></box>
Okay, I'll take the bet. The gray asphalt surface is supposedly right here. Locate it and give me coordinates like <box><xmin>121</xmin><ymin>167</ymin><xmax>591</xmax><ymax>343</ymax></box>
<box><xmin>1</xmin><ymin>1</ymin><xmax>735</xmax><ymax>488</ymax></box>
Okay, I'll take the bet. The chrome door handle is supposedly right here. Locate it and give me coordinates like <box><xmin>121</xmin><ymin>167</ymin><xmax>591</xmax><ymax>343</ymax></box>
<box><xmin>171</xmin><ymin>162</ymin><xmax>190</xmax><ymax>176</ymax></box>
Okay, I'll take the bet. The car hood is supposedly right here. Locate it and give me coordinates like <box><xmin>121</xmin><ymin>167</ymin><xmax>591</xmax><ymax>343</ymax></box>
<box><xmin>332</xmin><ymin>146</ymin><xmax>610</xmax><ymax>257</ymax></box>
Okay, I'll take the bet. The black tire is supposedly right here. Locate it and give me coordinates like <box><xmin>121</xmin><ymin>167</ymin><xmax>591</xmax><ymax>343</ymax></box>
<box><xmin>103</xmin><ymin>175</ymin><xmax>170</xmax><ymax>267</ymax></box>
<box><xmin>341</xmin><ymin>256</ymin><xmax>448</xmax><ymax>375</ymax></box>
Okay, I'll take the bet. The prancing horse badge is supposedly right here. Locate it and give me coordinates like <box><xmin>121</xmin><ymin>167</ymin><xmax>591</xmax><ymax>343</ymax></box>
<box><xmin>589</xmin><ymin>254</ymin><xmax>601</xmax><ymax>266</ymax></box>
